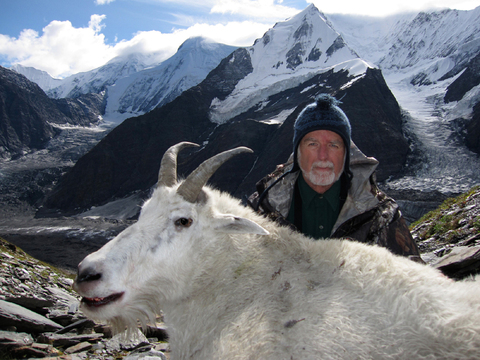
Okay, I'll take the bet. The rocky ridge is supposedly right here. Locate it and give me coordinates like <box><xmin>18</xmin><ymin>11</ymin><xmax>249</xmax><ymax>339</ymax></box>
<box><xmin>0</xmin><ymin>66</ymin><xmax>105</xmax><ymax>161</ymax></box>
<box><xmin>0</xmin><ymin>237</ymin><xmax>169</xmax><ymax>359</ymax></box>
<box><xmin>411</xmin><ymin>186</ymin><xmax>480</xmax><ymax>279</ymax></box>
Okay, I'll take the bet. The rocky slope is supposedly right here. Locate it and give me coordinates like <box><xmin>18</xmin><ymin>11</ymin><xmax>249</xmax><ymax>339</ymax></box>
<box><xmin>0</xmin><ymin>66</ymin><xmax>61</xmax><ymax>160</ymax></box>
<box><xmin>411</xmin><ymin>185</ymin><xmax>480</xmax><ymax>279</ymax></box>
<box><xmin>0</xmin><ymin>66</ymin><xmax>105</xmax><ymax>160</ymax></box>
<box><xmin>0</xmin><ymin>237</ymin><xmax>170</xmax><ymax>359</ymax></box>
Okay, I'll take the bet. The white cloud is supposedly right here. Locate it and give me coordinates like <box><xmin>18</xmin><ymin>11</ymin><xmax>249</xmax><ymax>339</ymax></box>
<box><xmin>95</xmin><ymin>0</ymin><xmax>116</xmax><ymax>5</ymax></box>
<box><xmin>0</xmin><ymin>15</ymin><xmax>116</xmax><ymax>78</ymax></box>
<box><xmin>0</xmin><ymin>12</ymin><xmax>273</xmax><ymax>78</ymax></box>
<box><xmin>308</xmin><ymin>0</ymin><xmax>479</xmax><ymax>16</ymax></box>
<box><xmin>89</xmin><ymin>14</ymin><xmax>107</xmax><ymax>32</ymax></box>
<box><xmin>177</xmin><ymin>20</ymin><xmax>271</xmax><ymax>46</ymax></box>
<box><xmin>210</xmin><ymin>0</ymin><xmax>299</xmax><ymax>20</ymax></box>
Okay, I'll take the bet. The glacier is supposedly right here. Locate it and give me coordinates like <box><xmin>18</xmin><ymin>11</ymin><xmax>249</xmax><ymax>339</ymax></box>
<box><xmin>329</xmin><ymin>7</ymin><xmax>480</xmax><ymax>195</ymax></box>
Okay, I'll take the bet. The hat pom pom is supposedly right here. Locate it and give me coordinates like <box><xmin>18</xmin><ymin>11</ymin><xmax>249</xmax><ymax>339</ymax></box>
<box><xmin>315</xmin><ymin>93</ymin><xmax>341</xmax><ymax>111</ymax></box>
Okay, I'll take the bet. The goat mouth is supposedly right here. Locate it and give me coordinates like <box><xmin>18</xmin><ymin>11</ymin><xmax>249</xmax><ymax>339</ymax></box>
<box><xmin>81</xmin><ymin>292</ymin><xmax>124</xmax><ymax>308</ymax></box>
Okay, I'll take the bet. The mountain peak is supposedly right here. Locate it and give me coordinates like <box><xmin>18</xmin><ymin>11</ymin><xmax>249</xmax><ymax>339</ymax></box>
<box><xmin>249</xmin><ymin>3</ymin><xmax>358</xmax><ymax>74</ymax></box>
<box><xmin>11</xmin><ymin>64</ymin><xmax>61</xmax><ymax>91</ymax></box>
<box><xmin>178</xmin><ymin>36</ymin><xmax>216</xmax><ymax>51</ymax></box>
<box><xmin>102</xmin><ymin>37</ymin><xmax>237</xmax><ymax>122</ymax></box>
<box><xmin>209</xmin><ymin>3</ymin><xmax>363</xmax><ymax>123</ymax></box>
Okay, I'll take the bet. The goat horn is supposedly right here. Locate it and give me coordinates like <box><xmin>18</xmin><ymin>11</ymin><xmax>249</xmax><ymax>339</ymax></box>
<box><xmin>177</xmin><ymin>146</ymin><xmax>253</xmax><ymax>203</ymax></box>
<box><xmin>158</xmin><ymin>142</ymin><xmax>200</xmax><ymax>188</ymax></box>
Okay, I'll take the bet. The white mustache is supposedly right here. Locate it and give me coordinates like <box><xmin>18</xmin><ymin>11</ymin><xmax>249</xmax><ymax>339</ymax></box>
<box><xmin>310</xmin><ymin>161</ymin><xmax>334</xmax><ymax>170</ymax></box>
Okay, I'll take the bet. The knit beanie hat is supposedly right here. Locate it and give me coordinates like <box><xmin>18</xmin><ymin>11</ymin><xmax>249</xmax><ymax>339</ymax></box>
<box><xmin>292</xmin><ymin>94</ymin><xmax>352</xmax><ymax>179</ymax></box>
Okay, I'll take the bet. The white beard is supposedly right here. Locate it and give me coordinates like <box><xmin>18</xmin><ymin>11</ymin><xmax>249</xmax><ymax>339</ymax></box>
<box><xmin>303</xmin><ymin>161</ymin><xmax>339</xmax><ymax>187</ymax></box>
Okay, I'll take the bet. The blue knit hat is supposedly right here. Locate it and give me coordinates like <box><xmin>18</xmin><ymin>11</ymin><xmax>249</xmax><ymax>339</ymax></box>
<box><xmin>292</xmin><ymin>94</ymin><xmax>352</xmax><ymax>179</ymax></box>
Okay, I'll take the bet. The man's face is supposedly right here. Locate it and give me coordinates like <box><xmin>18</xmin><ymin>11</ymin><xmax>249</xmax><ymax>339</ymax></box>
<box><xmin>297</xmin><ymin>130</ymin><xmax>346</xmax><ymax>194</ymax></box>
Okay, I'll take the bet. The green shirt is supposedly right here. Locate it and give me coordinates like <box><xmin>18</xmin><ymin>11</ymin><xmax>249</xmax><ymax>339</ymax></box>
<box><xmin>287</xmin><ymin>174</ymin><xmax>342</xmax><ymax>239</ymax></box>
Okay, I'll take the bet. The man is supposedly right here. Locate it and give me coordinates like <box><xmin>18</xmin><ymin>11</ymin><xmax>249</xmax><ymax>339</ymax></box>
<box><xmin>248</xmin><ymin>94</ymin><xmax>423</xmax><ymax>263</ymax></box>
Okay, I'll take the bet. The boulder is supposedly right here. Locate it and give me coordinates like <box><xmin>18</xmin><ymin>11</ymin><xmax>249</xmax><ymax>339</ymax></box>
<box><xmin>433</xmin><ymin>245</ymin><xmax>480</xmax><ymax>280</ymax></box>
<box><xmin>0</xmin><ymin>299</ymin><xmax>62</xmax><ymax>333</ymax></box>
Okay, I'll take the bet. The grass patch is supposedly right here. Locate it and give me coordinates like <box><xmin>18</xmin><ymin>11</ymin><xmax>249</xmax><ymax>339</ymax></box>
<box><xmin>410</xmin><ymin>185</ymin><xmax>479</xmax><ymax>241</ymax></box>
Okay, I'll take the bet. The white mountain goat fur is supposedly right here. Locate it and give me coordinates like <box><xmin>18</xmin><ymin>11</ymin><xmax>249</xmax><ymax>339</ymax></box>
<box><xmin>74</xmin><ymin>142</ymin><xmax>480</xmax><ymax>360</ymax></box>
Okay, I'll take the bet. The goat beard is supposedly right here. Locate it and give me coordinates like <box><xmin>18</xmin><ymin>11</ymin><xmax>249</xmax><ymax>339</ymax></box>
<box><xmin>302</xmin><ymin>161</ymin><xmax>341</xmax><ymax>187</ymax></box>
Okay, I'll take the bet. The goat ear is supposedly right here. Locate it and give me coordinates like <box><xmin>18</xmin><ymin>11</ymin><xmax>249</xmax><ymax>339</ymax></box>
<box><xmin>214</xmin><ymin>214</ymin><xmax>270</xmax><ymax>235</ymax></box>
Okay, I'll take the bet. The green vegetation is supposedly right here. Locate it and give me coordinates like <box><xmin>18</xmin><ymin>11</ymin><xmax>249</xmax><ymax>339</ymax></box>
<box><xmin>410</xmin><ymin>185</ymin><xmax>480</xmax><ymax>242</ymax></box>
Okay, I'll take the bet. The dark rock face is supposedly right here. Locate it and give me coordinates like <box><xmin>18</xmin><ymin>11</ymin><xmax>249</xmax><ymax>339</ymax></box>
<box><xmin>340</xmin><ymin>68</ymin><xmax>409</xmax><ymax>179</ymax></box>
<box><xmin>286</xmin><ymin>43</ymin><xmax>306</xmax><ymax>70</ymax></box>
<box><xmin>326</xmin><ymin>36</ymin><xmax>346</xmax><ymax>57</ymax></box>
<box><xmin>0</xmin><ymin>66</ymin><xmax>62</xmax><ymax>158</ymax></box>
<box><xmin>464</xmin><ymin>102</ymin><xmax>480</xmax><ymax>154</ymax></box>
<box><xmin>0</xmin><ymin>66</ymin><xmax>105</xmax><ymax>159</ymax></box>
<box><xmin>444</xmin><ymin>49</ymin><xmax>480</xmax><ymax>155</ymax></box>
<box><xmin>201</xmin><ymin>47</ymin><xmax>254</xmax><ymax>100</ymax></box>
<box><xmin>42</xmin><ymin>62</ymin><xmax>411</xmax><ymax>214</ymax></box>
<box><xmin>448</xmin><ymin>101</ymin><xmax>480</xmax><ymax>156</ymax></box>
<box><xmin>53</xmin><ymin>92</ymin><xmax>106</xmax><ymax>126</ymax></box>
<box><xmin>444</xmin><ymin>51</ymin><xmax>480</xmax><ymax>103</ymax></box>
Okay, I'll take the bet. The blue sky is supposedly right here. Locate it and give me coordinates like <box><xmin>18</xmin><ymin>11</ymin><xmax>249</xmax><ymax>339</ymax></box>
<box><xmin>1</xmin><ymin>0</ymin><xmax>478</xmax><ymax>78</ymax></box>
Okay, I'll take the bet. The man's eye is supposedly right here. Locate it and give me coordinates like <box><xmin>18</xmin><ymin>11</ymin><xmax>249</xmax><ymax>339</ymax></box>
<box><xmin>175</xmin><ymin>218</ymin><xmax>193</xmax><ymax>228</ymax></box>
<box><xmin>330</xmin><ymin>142</ymin><xmax>343</xmax><ymax>149</ymax></box>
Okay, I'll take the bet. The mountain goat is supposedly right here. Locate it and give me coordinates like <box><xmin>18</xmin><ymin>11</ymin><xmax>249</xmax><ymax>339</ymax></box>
<box><xmin>74</xmin><ymin>142</ymin><xmax>480</xmax><ymax>360</ymax></box>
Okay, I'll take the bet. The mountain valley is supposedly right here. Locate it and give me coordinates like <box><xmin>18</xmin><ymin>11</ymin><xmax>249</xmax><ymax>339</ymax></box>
<box><xmin>1</xmin><ymin>4</ymin><xmax>479</xmax><ymax>264</ymax></box>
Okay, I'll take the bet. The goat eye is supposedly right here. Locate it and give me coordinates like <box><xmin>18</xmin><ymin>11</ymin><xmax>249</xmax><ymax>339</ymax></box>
<box><xmin>175</xmin><ymin>218</ymin><xmax>193</xmax><ymax>228</ymax></box>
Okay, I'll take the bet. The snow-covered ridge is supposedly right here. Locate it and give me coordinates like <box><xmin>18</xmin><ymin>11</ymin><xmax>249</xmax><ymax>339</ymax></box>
<box><xmin>13</xmin><ymin>37</ymin><xmax>237</xmax><ymax>125</ymax></box>
<box><xmin>209</xmin><ymin>58</ymin><xmax>370</xmax><ymax>124</ymax></box>
<box><xmin>104</xmin><ymin>37</ymin><xmax>237</xmax><ymax>124</ymax></box>
<box><xmin>328</xmin><ymin>6</ymin><xmax>480</xmax><ymax>194</ymax></box>
<box><xmin>209</xmin><ymin>5</ymin><xmax>368</xmax><ymax>124</ymax></box>
<box><xmin>379</xmin><ymin>8</ymin><xmax>480</xmax><ymax>74</ymax></box>
<box><xmin>10</xmin><ymin>65</ymin><xmax>62</xmax><ymax>90</ymax></box>
<box><xmin>331</xmin><ymin>6</ymin><xmax>480</xmax><ymax>84</ymax></box>
<box><xmin>46</xmin><ymin>52</ymin><xmax>154</xmax><ymax>99</ymax></box>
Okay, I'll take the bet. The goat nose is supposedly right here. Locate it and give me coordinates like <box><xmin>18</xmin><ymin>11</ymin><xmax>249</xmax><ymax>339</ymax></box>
<box><xmin>76</xmin><ymin>266</ymin><xmax>102</xmax><ymax>284</ymax></box>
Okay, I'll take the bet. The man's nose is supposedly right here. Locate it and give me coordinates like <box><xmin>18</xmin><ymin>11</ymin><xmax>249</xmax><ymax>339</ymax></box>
<box><xmin>316</xmin><ymin>144</ymin><xmax>329</xmax><ymax>160</ymax></box>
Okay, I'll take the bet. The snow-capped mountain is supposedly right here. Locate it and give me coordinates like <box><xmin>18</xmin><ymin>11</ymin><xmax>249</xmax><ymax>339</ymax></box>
<box><xmin>330</xmin><ymin>7</ymin><xmax>480</xmax><ymax>83</ymax></box>
<box><xmin>45</xmin><ymin>52</ymin><xmax>154</xmax><ymax>100</ymax></box>
<box><xmin>3</xmin><ymin>4</ymin><xmax>480</xmax><ymax>221</ymax></box>
<box><xmin>41</xmin><ymin>4</ymin><xmax>412</xmax><ymax>214</ymax></box>
<box><xmin>104</xmin><ymin>37</ymin><xmax>237</xmax><ymax>123</ymax></box>
<box><xmin>10</xmin><ymin>64</ymin><xmax>62</xmax><ymax>90</ymax></box>
<box><xmin>13</xmin><ymin>37</ymin><xmax>237</xmax><ymax>124</ymax></box>
<box><xmin>329</xmin><ymin>7</ymin><xmax>480</xmax><ymax>194</ymax></box>
<box><xmin>209</xmin><ymin>5</ymin><xmax>364</xmax><ymax>123</ymax></box>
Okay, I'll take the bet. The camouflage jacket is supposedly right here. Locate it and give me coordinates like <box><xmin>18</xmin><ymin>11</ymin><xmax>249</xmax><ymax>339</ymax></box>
<box><xmin>248</xmin><ymin>144</ymin><xmax>424</xmax><ymax>263</ymax></box>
